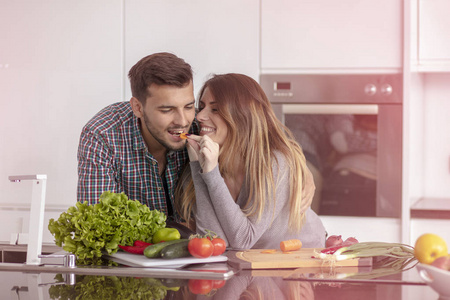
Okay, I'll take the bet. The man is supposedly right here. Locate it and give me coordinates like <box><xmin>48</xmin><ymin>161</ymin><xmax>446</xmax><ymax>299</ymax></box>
<box><xmin>77</xmin><ymin>52</ymin><xmax>197</xmax><ymax>219</ymax></box>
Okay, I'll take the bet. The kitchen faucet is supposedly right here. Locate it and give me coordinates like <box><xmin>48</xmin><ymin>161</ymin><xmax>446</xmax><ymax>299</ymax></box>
<box><xmin>8</xmin><ymin>174</ymin><xmax>47</xmax><ymax>265</ymax></box>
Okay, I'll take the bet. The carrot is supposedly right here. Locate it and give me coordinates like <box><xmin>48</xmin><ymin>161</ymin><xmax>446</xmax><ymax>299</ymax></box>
<box><xmin>179</xmin><ymin>133</ymin><xmax>188</xmax><ymax>139</ymax></box>
<box><xmin>280</xmin><ymin>239</ymin><xmax>302</xmax><ymax>252</ymax></box>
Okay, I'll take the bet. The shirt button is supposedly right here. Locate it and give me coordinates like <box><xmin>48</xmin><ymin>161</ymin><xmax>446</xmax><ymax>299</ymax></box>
<box><xmin>158</xmin><ymin>187</ymin><xmax>162</xmax><ymax>190</ymax></box>
<box><xmin>152</xmin><ymin>161</ymin><xmax>156</xmax><ymax>165</ymax></box>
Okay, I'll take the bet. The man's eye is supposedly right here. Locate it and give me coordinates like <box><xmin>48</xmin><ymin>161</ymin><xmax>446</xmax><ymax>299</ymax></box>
<box><xmin>160</xmin><ymin>109</ymin><xmax>171</xmax><ymax>113</ymax></box>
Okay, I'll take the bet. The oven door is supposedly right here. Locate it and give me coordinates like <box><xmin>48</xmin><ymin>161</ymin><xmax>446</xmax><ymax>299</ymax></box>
<box><xmin>272</xmin><ymin>103</ymin><xmax>402</xmax><ymax>218</ymax></box>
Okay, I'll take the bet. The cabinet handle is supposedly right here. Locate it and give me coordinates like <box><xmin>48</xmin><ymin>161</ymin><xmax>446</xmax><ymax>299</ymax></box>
<box><xmin>282</xmin><ymin>104</ymin><xmax>379</xmax><ymax>115</ymax></box>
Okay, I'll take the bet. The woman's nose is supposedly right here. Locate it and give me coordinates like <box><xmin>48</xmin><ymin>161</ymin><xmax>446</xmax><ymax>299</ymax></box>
<box><xmin>196</xmin><ymin>108</ymin><xmax>208</xmax><ymax>121</ymax></box>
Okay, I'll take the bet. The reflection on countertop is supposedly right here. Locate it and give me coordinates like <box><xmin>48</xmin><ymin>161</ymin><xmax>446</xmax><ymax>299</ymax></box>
<box><xmin>0</xmin><ymin>252</ymin><xmax>440</xmax><ymax>300</ymax></box>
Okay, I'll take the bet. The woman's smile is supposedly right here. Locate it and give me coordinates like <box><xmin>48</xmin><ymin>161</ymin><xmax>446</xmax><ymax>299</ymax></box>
<box><xmin>200</xmin><ymin>125</ymin><xmax>216</xmax><ymax>135</ymax></box>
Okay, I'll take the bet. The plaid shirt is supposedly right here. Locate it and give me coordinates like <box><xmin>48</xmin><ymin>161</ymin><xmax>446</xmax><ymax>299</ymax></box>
<box><xmin>77</xmin><ymin>101</ymin><xmax>195</xmax><ymax>216</ymax></box>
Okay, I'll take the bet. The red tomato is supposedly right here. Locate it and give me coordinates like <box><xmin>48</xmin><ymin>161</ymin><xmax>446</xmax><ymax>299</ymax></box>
<box><xmin>212</xmin><ymin>280</ymin><xmax>226</xmax><ymax>289</ymax></box>
<box><xmin>188</xmin><ymin>238</ymin><xmax>214</xmax><ymax>258</ymax></box>
<box><xmin>211</xmin><ymin>238</ymin><xmax>226</xmax><ymax>256</ymax></box>
<box><xmin>188</xmin><ymin>279</ymin><xmax>213</xmax><ymax>295</ymax></box>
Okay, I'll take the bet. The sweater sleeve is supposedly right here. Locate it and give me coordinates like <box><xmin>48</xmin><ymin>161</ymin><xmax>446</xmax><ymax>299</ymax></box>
<box><xmin>190</xmin><ymin>161</ymin><xmax>228</xmax><ymax>244</ymax></box>
<box><xmin>200</xmin><ymin>155</ymin><xmax>291</xmax><ymax>250</ymax></box>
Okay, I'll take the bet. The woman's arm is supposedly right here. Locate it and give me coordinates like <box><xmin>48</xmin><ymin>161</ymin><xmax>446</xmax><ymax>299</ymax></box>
<box><xmin>200</xmin><ymin>155</ymin><xmax>291</xmax><ymax>249</ymax></box>
<box><xmin>190</xmin><ymin>162</ymin><xmax>229</xmax><ymax>244</ymax></box>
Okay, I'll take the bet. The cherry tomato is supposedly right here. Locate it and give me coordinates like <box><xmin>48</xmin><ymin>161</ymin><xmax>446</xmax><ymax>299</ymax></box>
<box><xmin>211</xmin><ymin>238</ymin><xmax>226</xmax><ymax>256</ymax></box>
<box><xmin>188</xmin><ymin>238</ymin><xmax>214</xmax><ymax>258</ymax></box>
<box><xmin>212</xmin><ymin>280</ymin><xmax>226</xmax><ymax>289</ymax></box>
<box><xmin>188</xmin><ymin>279</ymin><xmax>213</xmax><ymax>295</ymax></box>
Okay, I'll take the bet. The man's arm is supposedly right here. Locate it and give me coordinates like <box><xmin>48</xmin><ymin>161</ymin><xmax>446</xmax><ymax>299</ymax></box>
<box><xmin>77</xmin><ymin>129</ymin><xmax>122</xmax><ymax>204</ymax></box>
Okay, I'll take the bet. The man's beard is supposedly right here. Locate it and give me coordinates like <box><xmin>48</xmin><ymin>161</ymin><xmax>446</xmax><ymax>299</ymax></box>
<box><xmin>142</xmin><ymin>112</ymin><xmax>188</xmax><ymax>152</ymax></box>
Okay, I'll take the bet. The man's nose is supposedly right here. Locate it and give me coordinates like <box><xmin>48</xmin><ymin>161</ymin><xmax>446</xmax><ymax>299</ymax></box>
<box><xmin>175</xmin><ymin>109</ymin><xmax>192</xmax><ymax>126</ymax></box>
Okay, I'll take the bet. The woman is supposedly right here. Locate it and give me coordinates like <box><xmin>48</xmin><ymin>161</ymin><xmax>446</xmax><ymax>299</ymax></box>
<box><xmin>175</xmin><ymin>73</ymin><xmax>326</xmax><ymax>249</ymax></box>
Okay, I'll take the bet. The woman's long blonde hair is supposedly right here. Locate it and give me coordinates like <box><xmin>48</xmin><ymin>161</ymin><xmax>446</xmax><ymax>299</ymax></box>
<box><xmin>175</xmin><ymin>73</ymin><xmax>309</xmax><ymax>231</ymax></box>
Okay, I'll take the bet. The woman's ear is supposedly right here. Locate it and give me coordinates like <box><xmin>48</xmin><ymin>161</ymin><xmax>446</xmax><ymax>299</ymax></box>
<box><xmin>130</xmin><ymin>97</ymin><xmax>144</xmax><ymax>118</ymax></box>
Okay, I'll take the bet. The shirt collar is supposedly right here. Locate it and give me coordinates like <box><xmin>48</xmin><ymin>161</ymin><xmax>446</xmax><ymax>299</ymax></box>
<box><xmin>132</xmin><ymin>116</ymin><xmax>147</xmax><ymax>151</ymax></box>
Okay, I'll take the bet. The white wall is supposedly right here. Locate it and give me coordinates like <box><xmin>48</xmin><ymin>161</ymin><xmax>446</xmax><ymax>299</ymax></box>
<box><xmin>0</xmin><ymin>0</ymin><xmax>259</xmax><ymax>244</ymax></box>
<box><xmin>0</xmin><ymin>0</ymin><xmax>123</xmax><ymax>205</ymax></box>
<box><xmin>0</xmin><ymin>0</ymin><xmax>124</xmax><ymax>243</ymax></box>
<box><xmin>1</xmin><ymin>1</ymin><xmax>449</xmax><ymax>246</ymax></box>
<box><xmin>123</xmin><ymin>0</ymin><xmax>260</xmax><ymax>102</ymax></box>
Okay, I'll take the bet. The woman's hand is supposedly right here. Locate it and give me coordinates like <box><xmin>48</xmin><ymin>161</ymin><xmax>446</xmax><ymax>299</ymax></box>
<box><xmin>186</xmin><ymin>136</ymin><xmax>200</xmax><ymax>162</ymax></box>
<box><xmin>186</xmin><ymin>135</ymin><xmax>219</xmax><ymax>173</ymax></box>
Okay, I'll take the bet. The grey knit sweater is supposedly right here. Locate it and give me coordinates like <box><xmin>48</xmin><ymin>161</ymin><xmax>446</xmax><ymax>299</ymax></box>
<box><xmin>191</xmin><ymin>153</ymin><xmax>326</xmax><ymax>250</ymax></box>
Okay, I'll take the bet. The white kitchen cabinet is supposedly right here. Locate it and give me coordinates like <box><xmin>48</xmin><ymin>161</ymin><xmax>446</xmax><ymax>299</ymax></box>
<box><xmin>124</xmin><ymin>0</ymin><xmax>259</xmax><ymax>98</ymax></box>
<box><xmin>411</xmin><ymin>218</ymin><xmax>450</xmax><ymax>248</ymax></box>
<box><xmin>261</xmin><ymin>0</ymin><xmax>402</xmax><ymax>72</ymax></box>
<box><xmin>416</xmin><ymin>0</ymin><xmax>450</xmax><ymax>72</ymax></box>
<box><xmin>404</xmin><ymin>1</ymin><xmax>450</xmax><ymax>245</ymax></box>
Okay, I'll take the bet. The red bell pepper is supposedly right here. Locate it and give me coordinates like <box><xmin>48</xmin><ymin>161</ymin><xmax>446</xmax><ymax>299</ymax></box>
<box><xmin>118</xmin><ymin>245</ymin><xmax>147</xmax><ymax>255</ymax></box>
<box><xmin>134</xmin><ymin>240</ymin><xmax>152</xmax><ymax>247</ymax></box>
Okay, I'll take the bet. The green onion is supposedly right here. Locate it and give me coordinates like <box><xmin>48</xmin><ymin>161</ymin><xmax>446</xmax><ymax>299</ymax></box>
<box><xmin>315</xmin><ymin>242</ymin><xmax>416</xmax><ymax>262</ymax></box>
<box><xmin>347</xmin><ymin>255</ymin><xmax>418</xmax><ymax>280</ymax></box>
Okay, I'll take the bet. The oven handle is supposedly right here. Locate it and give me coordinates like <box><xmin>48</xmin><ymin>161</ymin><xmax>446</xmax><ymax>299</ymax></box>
<box><xmin>281</xmin><ymin>104</ymin><xmax>378</xmax><ymax>115</ymax></box>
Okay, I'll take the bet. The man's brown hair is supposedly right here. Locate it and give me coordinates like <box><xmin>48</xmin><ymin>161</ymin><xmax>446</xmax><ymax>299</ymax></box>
<box><xmin>128</xmin><ymin>52</ymin><xmax>193</xmax><ymax>103</ymax></box>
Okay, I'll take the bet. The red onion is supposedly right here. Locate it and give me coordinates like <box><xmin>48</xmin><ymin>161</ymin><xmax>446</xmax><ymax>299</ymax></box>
<box><xmin>344</xmin><ymin>237</ymin><xmax>359</xmax><ymax>245</ymax></box>
<box><xmin>325</xmin><ymin>235</ymin><xmax>344</xmax><ymax>248</ymax></box>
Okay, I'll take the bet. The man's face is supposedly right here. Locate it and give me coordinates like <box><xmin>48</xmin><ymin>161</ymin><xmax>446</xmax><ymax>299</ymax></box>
<box><xmin>131</xmin><ymin>81</ymin><xmax>195</xmax><ymax>153</ymax></box>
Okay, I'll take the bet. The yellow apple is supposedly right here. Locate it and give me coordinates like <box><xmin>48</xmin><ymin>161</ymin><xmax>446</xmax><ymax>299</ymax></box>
<box><xmin>414</xmin><ymin>233</ymin><xmax>448</xmax><ymax>265</ymax></box>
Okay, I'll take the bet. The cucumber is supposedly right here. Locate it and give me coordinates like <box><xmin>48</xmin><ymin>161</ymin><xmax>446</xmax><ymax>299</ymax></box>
<box><xmin>160</xmin><ymin>240</ymin><xmax>191</xmax><ymax>259</ymax></box>
<box><xmin>144</xmin><ymin>239</ymin><xmax>188</xmax><ymax>258</ymax></box>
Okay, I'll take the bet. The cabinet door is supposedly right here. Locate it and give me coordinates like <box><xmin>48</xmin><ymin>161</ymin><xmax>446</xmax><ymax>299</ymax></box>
<box><xmin>124</xmin><ymin>0</ymin><xmax>259</xmax><ymax>98</ymax></box>
<box><xmin>419</xmin><ymin>0</ymin><xmax>450</xmax><ymax>64</ymax></box>
<box><xmin>261</xmin><ymin>0</ymin><xmax>402</xmax><ymax>71</ymax></box>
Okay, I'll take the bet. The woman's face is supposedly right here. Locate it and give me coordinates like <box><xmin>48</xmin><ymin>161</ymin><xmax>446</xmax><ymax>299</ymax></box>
<box><xmin>196</xmin><ymin>87</ymin><xmax>228</xmax><ymax>147</ymax></box>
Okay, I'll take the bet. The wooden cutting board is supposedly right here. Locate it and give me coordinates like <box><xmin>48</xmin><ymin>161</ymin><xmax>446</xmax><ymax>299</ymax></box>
<box><xmin>226</xmin><ymin>248</ymin><xmax>372</xmax><ymax>270</ymax></box>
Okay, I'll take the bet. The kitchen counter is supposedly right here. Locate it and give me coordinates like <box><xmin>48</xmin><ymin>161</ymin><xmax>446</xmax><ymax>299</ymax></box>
<box><xmin>0</xmin><ymin>252</ymin><xmax>442</xmax><ymax>300</ymax></box>
<box><xmin>411</xmin><ymin>197</ymin><xmax>450</xmax><ymax>219</ymax></box>
<box><xmin>0</xmin><ymin>244</ymin><xmax>61</xmax><ymax>263</ymax></box>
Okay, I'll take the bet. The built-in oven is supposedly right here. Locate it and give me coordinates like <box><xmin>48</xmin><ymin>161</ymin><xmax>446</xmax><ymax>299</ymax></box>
<box><xmin>260</xmin><ymin>74</ymin><xmax>402</xmax><ymax>218</ymax></box>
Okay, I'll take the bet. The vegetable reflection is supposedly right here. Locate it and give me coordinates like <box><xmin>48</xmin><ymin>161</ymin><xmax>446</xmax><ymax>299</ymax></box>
<box><xmin>180</xmin><ymin>276</ymin><xmax>314</xmax><ymax>300</ymax></box>
<box><xmin>48</xmin><ymin>274</ymin><xmax>178</xmax><ymax>300</ymax></box>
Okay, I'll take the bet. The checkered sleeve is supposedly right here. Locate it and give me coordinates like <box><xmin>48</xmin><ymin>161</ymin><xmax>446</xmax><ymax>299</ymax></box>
<box><xmin>77</xmin><ymin>128</ymin><xmax>122</xmax><ymax>205</ymax></box>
